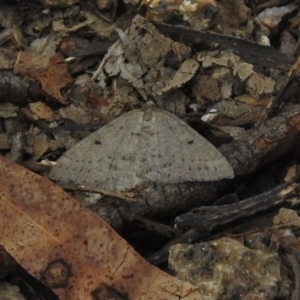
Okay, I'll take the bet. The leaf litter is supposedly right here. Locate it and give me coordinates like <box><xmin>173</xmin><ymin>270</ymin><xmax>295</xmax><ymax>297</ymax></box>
<box><xmin>1</xmin><ymin>0</ymin><xmax>300</xmax><ymax>299</ymax></box>
<box><xmin>0</xmin><ymin>156</ymin><xmax>203</xmax><ymax>300</ymax></box>
<box><xmin>50</xmin><ymin>104</ymin><xmax>234</xmax><ymax>193</ymax></box>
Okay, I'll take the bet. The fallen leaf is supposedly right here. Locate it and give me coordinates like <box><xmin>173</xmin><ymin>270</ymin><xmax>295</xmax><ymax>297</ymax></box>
<box><xmin>28</xmin><ymin>102</ymin><xmax>54</xmax><ymax>120</ymax></box>
<box><xmin>14</xmin><ymin>52</ymin><xmax>72</xmax><ymax>104</ymax></box>
<box><xmin>0</xmin><ymin>157</ymin><xmax>202</xmax><ymax>300</ymax></box>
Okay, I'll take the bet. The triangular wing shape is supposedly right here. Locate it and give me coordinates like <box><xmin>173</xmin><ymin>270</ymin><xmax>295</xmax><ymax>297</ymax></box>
<box><xmin>49</xmin><ymin>107</ymin><xmax>234</xmax><ymax>192</ymax></box>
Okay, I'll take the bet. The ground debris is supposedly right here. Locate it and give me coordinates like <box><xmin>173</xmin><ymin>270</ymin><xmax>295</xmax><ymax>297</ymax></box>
<box><xmin>1</xmin><ymin>0</ymin><xmax>300</xmax><ymax>299</ymax></box>
<box><xmin>169</xmin><ymin>237</ymin><xmax>290</xmax><ymax>300</ymax></box>
<box><xmin>0</xmin><ymin>156</ymin><xmax>203</xmax><ymax>300</ymax></box>
<box><xmin>93</xmin><ymin>15</ymin><xmax>197</xmax><ymax>104</ymax></box>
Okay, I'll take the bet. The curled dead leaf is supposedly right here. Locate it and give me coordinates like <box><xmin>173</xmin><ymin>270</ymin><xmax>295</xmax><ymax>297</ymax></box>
<box><xmin>0</xmin><ymin>157</ymin><xmax>202</xmax><ymax>300</ymax></box>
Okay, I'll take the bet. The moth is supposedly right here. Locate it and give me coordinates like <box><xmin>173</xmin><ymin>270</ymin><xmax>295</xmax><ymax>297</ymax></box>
<box><xmin>50</xmin><ymin>106</ymin><xmax>234</xmax><ymax>192</ymax></box>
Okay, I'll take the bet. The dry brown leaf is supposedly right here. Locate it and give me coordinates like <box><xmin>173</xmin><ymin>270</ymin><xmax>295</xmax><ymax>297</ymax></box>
<box><xmin>58</xmin><ymin>104</ymin><xmax>92</xmax><ymax>124</ymax></box>
<box><xmin>14</xmin><ymin>52</ymin><xmax>72</xmax><ymax>104</ymax></box>
<box><xmin>28</xmin><ymin>102</ymin><xmax>54</xmax><ymax>120</ymax></box>
<box><xmin>0</xmin><ymin>157</ymin><xmax>202</xmax><ymax>300</ymax></box>
<box><xmin>0</xmin><ymin>134</ymin><xmax>10</xmax><ymax>150</ymax></box>
<box><xmin>0</xmin><ymin>103</ymin><xmax>18</xmax><ymax>118</ymax></box>
<box><xmin>192</xmin><ymin>74</ymin><xmax>221</xmax><ymax>105</ymax></box>
<box><xmin>24</xmin><ymin>133</ymin><xmax>49</xmax><ymax>162</ymax></box>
